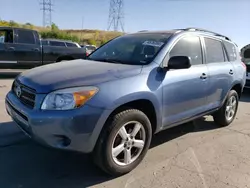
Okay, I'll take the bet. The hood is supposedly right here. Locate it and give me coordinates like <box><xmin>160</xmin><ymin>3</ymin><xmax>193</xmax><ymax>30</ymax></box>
<box><xmin>17</xmin><ymin>59</ymin><xmax>142</xmax><ymax>93</ymax></box>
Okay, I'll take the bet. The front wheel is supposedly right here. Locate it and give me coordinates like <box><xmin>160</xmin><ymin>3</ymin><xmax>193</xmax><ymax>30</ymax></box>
<box><xmin>213</xmin><ymin>90</ymin><xmax>239</xmax><ymax>127</ymax></box>
<box><xmin>93</xmin><ymin>109</ymin><xmax>152</xmax><ymax>176</ymax></box>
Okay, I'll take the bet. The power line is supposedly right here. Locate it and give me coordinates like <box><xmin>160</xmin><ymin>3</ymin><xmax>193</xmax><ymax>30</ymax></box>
<box><xmin>107</xmin><ymin>0</ymin><xmax>125</xmax><ymax>32</ymax></box>
<box><xmin>40</xmin><ymin>0</ymin><xmax>53</xmax><ymax>27</ymax></box>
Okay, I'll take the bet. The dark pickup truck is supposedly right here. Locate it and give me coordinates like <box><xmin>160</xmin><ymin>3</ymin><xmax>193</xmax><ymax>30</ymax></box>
<box><xmin>0</xmin><ymin>27</ymin><xmax>87</xmax><ymax>69</ymax></box>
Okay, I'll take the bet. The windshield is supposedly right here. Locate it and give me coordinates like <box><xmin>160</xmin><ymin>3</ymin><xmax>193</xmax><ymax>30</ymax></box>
<box><xmin>88</xmin><ymin>33</ymin><xmax>172</xmax><ymax>65</ymax></box>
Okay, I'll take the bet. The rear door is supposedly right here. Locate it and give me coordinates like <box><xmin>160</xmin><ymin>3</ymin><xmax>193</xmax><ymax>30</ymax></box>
<box><xmin>14</xmin><ymin>29</ymin><xmax>41</xmax><ymax>68</ymax></box>
<box><xmin>202</xmin><ymin>37</ymin><xmax>234</xmax><ymax>109</ymax></box>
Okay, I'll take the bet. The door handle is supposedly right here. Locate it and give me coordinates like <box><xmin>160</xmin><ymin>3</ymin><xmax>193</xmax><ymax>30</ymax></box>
<box><xmin>7</xmin><ymin>47</ymin><xmax>15</xmax><ymax>51</ymax></box>
<box><xmin>200</xmin><ymin>73</ymin><xmax>207</xmax><ymax>79</ymax></box>
<box><xmin>229</xmin><ymin>69</ymin><xmax>234</xmax><ymax>75</ymax></box>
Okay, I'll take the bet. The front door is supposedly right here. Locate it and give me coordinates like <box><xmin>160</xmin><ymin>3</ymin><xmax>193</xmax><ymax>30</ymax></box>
<box><xmin>0</xmin><ymin>29</ymin><xmax>18</xmax><ymax>68</ymax></box>
<box><xmin>162</xmin><ymin>35</ymin><xmax>209</xmax><ymax>127</ymax></box>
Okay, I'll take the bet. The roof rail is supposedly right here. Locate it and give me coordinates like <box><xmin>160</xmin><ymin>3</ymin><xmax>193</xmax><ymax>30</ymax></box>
<box><xmin>184</xmin><ymin>27</ymin><xmax>231</xmax><ymax>41</ymax></box>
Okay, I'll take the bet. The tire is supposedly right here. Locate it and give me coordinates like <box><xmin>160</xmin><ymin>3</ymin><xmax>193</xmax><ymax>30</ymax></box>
<box><xmin>56</xmin><ymin>57</ymin><xmax>73</xmax><ymax>62</ymax></box>
<box><xmin>213</xmin><ymin>90</ymin><xmax>239</xmax><ymax>127</ymax></box>
<box><xmin>93</xmin><ymin>109</ymin><xmax>152</xmax><ymax>176</ymax></box>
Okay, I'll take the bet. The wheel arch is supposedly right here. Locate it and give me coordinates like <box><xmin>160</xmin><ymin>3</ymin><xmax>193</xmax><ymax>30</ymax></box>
<box><xmin>231</xmin><ymin>83</ymin><xmax>243</xmax><ymax>99</ymax></box>
<box><xmin>221</xmin><ymin>82</ymin><xmax>243</xmax><ymax>107</ymax></box>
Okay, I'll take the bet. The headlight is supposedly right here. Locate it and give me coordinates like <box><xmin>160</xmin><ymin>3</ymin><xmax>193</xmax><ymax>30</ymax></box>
<box><xmin>41</xmin><ymin>86</ymin><xmax>98</xmax><ymax>110</ymax></box>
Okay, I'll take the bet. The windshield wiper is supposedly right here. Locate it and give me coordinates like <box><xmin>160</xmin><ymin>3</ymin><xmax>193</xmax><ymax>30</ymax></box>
<box><xmin>92</xmin><ymin>58</ymin><xmax>125</xmax><ymax>64</ymax></box>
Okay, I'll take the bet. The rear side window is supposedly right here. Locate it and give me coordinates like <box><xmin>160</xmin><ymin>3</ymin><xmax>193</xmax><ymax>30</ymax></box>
<box><xmin>17</xmin><ymin>30</ymin><xmax>35</xmax><ymax>44</ymax></box>
<box><xmin>50</xmin><ymin>41</ymin><xmax>66</xmax><ymax>47</ymax></box>
<box><xmin>204</xmin><ymin>38</ymin><xmax>225</xmax><ymax>63</ymax></box>
<box><xmin>66</xmin><ymin>42</ymin><xmax>78</xmax><ymax>47</ymax></box>
<box><xmin>223</xmin><ymin>41</ymin><xmax>237</xmax><ymax>61</ymax></box>
<box><xmin>41</xmin><ymin>40</ymin><xmax>48</xmax><ymax>46</ymax></box>
<box><xmin>169</xmin><ymin>36</ymin><xmax>202</xmax><ymax>65</ymax></box>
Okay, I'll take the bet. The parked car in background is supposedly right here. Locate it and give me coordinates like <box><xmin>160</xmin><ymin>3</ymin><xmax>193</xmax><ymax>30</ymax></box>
<box><xmin>41</xmin><ymin>39</ymin><xmax>82</xmax><ymax>48</ymax></box>
<box><xmin>81</xmin><ymin>44</ymin><xmax>97</xmax><ymax>56</ymax></box>
<box><xmin>0</xmin><ymin>27</ymin><xmax>87</xmax><ymax>69</ymax></box>
<box><xmin>241</xmin><ymin>44</ymin><xmax>250</xmax><ymax>89</ymax></box>
<box><xmin>5</xmin><ymin>28</ymin><xmax>246</xmax><ymax>176</ymax></box>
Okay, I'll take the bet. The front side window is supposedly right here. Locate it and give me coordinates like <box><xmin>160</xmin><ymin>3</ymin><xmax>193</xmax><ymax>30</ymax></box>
<box><xmin>0</xmin><ymin>30</ymin><xmax>13</xmax><ymax>43</ymax></box>
<box><xmin>88</xmin><ymin>33</ymin><xmax>172</xmax><ymax>65</ymax></box>
<box><xmin>204</xmin><ymin>38</ymin><xmax>225</xmax><ymax>63</ymax></box>
<box><xmin>0</xmin><ymin>32</ymin><xmax>5</xmax><ymax>43</ymax></box>
<box><xmin>169</xmin><ymin>36</ymin><xmax>203</xmax><ymax>65</ymax></box>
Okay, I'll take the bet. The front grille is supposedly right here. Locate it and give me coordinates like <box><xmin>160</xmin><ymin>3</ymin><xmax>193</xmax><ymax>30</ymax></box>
<box><xmin>12</xmin><ymin>81</ymin><xmax>36</xmax><ymax>108</ymax></box>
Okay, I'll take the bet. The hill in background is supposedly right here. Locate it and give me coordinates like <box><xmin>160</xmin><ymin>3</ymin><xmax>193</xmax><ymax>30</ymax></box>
<box><xmin>0</xmin><ymin>19</ymin><xmax>123</xmax><ymax>46</ymax></box>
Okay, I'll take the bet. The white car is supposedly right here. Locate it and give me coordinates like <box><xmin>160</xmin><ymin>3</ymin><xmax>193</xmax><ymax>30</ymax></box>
<box><xmin>241</xmin><ymin>45</ymin><xmax>250</xmax><ymax>88</ymax></box>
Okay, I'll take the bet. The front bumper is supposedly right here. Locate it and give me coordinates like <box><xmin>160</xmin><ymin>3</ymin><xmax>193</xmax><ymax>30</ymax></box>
<box><xmin>5</xmin><ymin>91</ymin><xmax>111</xmax><ymax>153</ymax></box>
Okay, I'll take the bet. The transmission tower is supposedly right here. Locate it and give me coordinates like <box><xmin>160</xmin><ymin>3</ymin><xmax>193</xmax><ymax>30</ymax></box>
<box><xmin>40</xmin><ymin>0</ymin><xmax>53</xmax><ymax>27</ymax></box>
<box><xmin>108</xmin><ymin>0</ymin><xmax>125</xmax><ymax>32</ymax></box>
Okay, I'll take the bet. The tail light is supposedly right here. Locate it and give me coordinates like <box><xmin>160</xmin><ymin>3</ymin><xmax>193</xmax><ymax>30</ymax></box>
<box><xmin>241</xmin><ymin>62</ymin><xmax>246</xmax><ymax>69</ymax></box>
<box><xmin>239</xmin><ymin>54</ymin><xmax>246</xmax><ymax>69</ymax></box>
<box><xmin>86</xmin><ymin>52</ymin><xmax>89</xmax><ymax>56</ymax></box>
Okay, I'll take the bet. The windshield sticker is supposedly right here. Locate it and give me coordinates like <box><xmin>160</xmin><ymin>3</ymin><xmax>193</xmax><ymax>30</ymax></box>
<box><xmin>143</xmin><ymin>41</ymin><xmax>164</xmax><ymax>47</ymax></box>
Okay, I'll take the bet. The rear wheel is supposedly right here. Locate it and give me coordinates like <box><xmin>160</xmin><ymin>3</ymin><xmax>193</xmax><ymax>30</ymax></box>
<box><xmin>93</xmin><ymin>109</ymin><xmax>152</xmax><ymax>176</ymax></box>
<box><xmin>213</xmin><ymin>90</ymin><xmax>239</xmax><ymax>126</ymax></box>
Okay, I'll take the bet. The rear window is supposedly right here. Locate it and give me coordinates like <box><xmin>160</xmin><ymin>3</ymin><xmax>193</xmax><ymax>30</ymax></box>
<box><xmin>223</xmin><ymin>41</ymin><xmax>237</xmax><ymax>61</ymax></box>
<box><xmin>204</xmin><ymin>38</ymin><xmax>225</xmax><ymax>63</ymax></box>
<box><xmin>17</xmin><ymin>29</ymin><xmax>36</xmax><ymax>44</ymax></box>
<box><xmin>50</xmin><ymin>41</ymin><xmax>66</xmax><ymax>47</ymax></box>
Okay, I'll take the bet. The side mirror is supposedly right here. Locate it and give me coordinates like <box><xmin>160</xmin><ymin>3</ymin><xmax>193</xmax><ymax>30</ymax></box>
<box><xmin>167</xmin><ymin>56</ymin><xmax>191</xmax><ymax>69</ymax></box>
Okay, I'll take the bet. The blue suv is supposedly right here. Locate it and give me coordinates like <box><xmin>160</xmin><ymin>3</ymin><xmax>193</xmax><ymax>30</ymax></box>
<box><xmin>5</xmin><ymin>28</ymin><xmax>246</xmax><ymax>176</ymax></box>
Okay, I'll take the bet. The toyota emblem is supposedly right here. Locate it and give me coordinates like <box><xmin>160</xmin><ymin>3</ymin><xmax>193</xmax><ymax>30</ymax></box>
<box><xmin>15</xmin><ymin>85</ymin><xmax>22</xmax><ymax>98</ymax></box>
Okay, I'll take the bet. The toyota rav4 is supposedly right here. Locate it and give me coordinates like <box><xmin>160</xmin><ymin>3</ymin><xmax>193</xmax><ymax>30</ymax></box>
<box><xmin>5</xmin><ymin>28</ymin><xmax>246</xmax><ymax>176</ymax></box>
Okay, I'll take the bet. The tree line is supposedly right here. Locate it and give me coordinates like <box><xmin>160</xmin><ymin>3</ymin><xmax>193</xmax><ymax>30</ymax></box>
<box><xmin>0</xmin><ymin>19</ymin><xmax>121</xmax><ymax>46</ymax></box>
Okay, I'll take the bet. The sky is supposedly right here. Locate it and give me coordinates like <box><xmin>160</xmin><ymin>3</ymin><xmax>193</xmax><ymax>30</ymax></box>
<box><xmin>1</xmin><ymin>0</ymin><xmax>250</xmax><ymax>48</ymax></box>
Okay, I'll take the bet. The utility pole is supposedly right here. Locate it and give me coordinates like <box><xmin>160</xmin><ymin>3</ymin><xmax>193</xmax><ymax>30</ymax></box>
<box><xmin>80</xmin><ymin>16</ymin><xmax>84</xmax><ymax>43</ymax></box>
<box><xmin>40</xmin><ymin>0</ymin><xmax>53</xmax><ymax>27</ymax></box>
<box><xmin>107</xmin><ymin>0</ymin><xmax>125</xmax><ymax>32</ymax></box>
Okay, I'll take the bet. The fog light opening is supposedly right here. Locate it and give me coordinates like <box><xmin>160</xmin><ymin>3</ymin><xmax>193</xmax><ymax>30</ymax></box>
<box><xmin>55</xmin><ymin>135</ymin><xmax>71</xmax><ymax>147</ymax></box>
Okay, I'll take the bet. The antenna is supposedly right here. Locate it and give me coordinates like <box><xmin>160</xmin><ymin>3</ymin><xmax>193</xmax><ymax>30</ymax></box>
<box><xmin>107</xmin><ymin>0</ymin><xmax>125</xmax><ymax>32</ymax></box>
<box><xmin>40</xmin><ymin>0</ymin><xmax>53</xmax><ymax>27</ymax></box>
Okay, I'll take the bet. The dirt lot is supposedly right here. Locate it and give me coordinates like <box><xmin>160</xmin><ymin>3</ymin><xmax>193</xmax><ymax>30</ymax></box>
<box><xmin>1</xmin><ymin>78</ymin><xmax>250</xmax><ymax>188</ymax></box>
